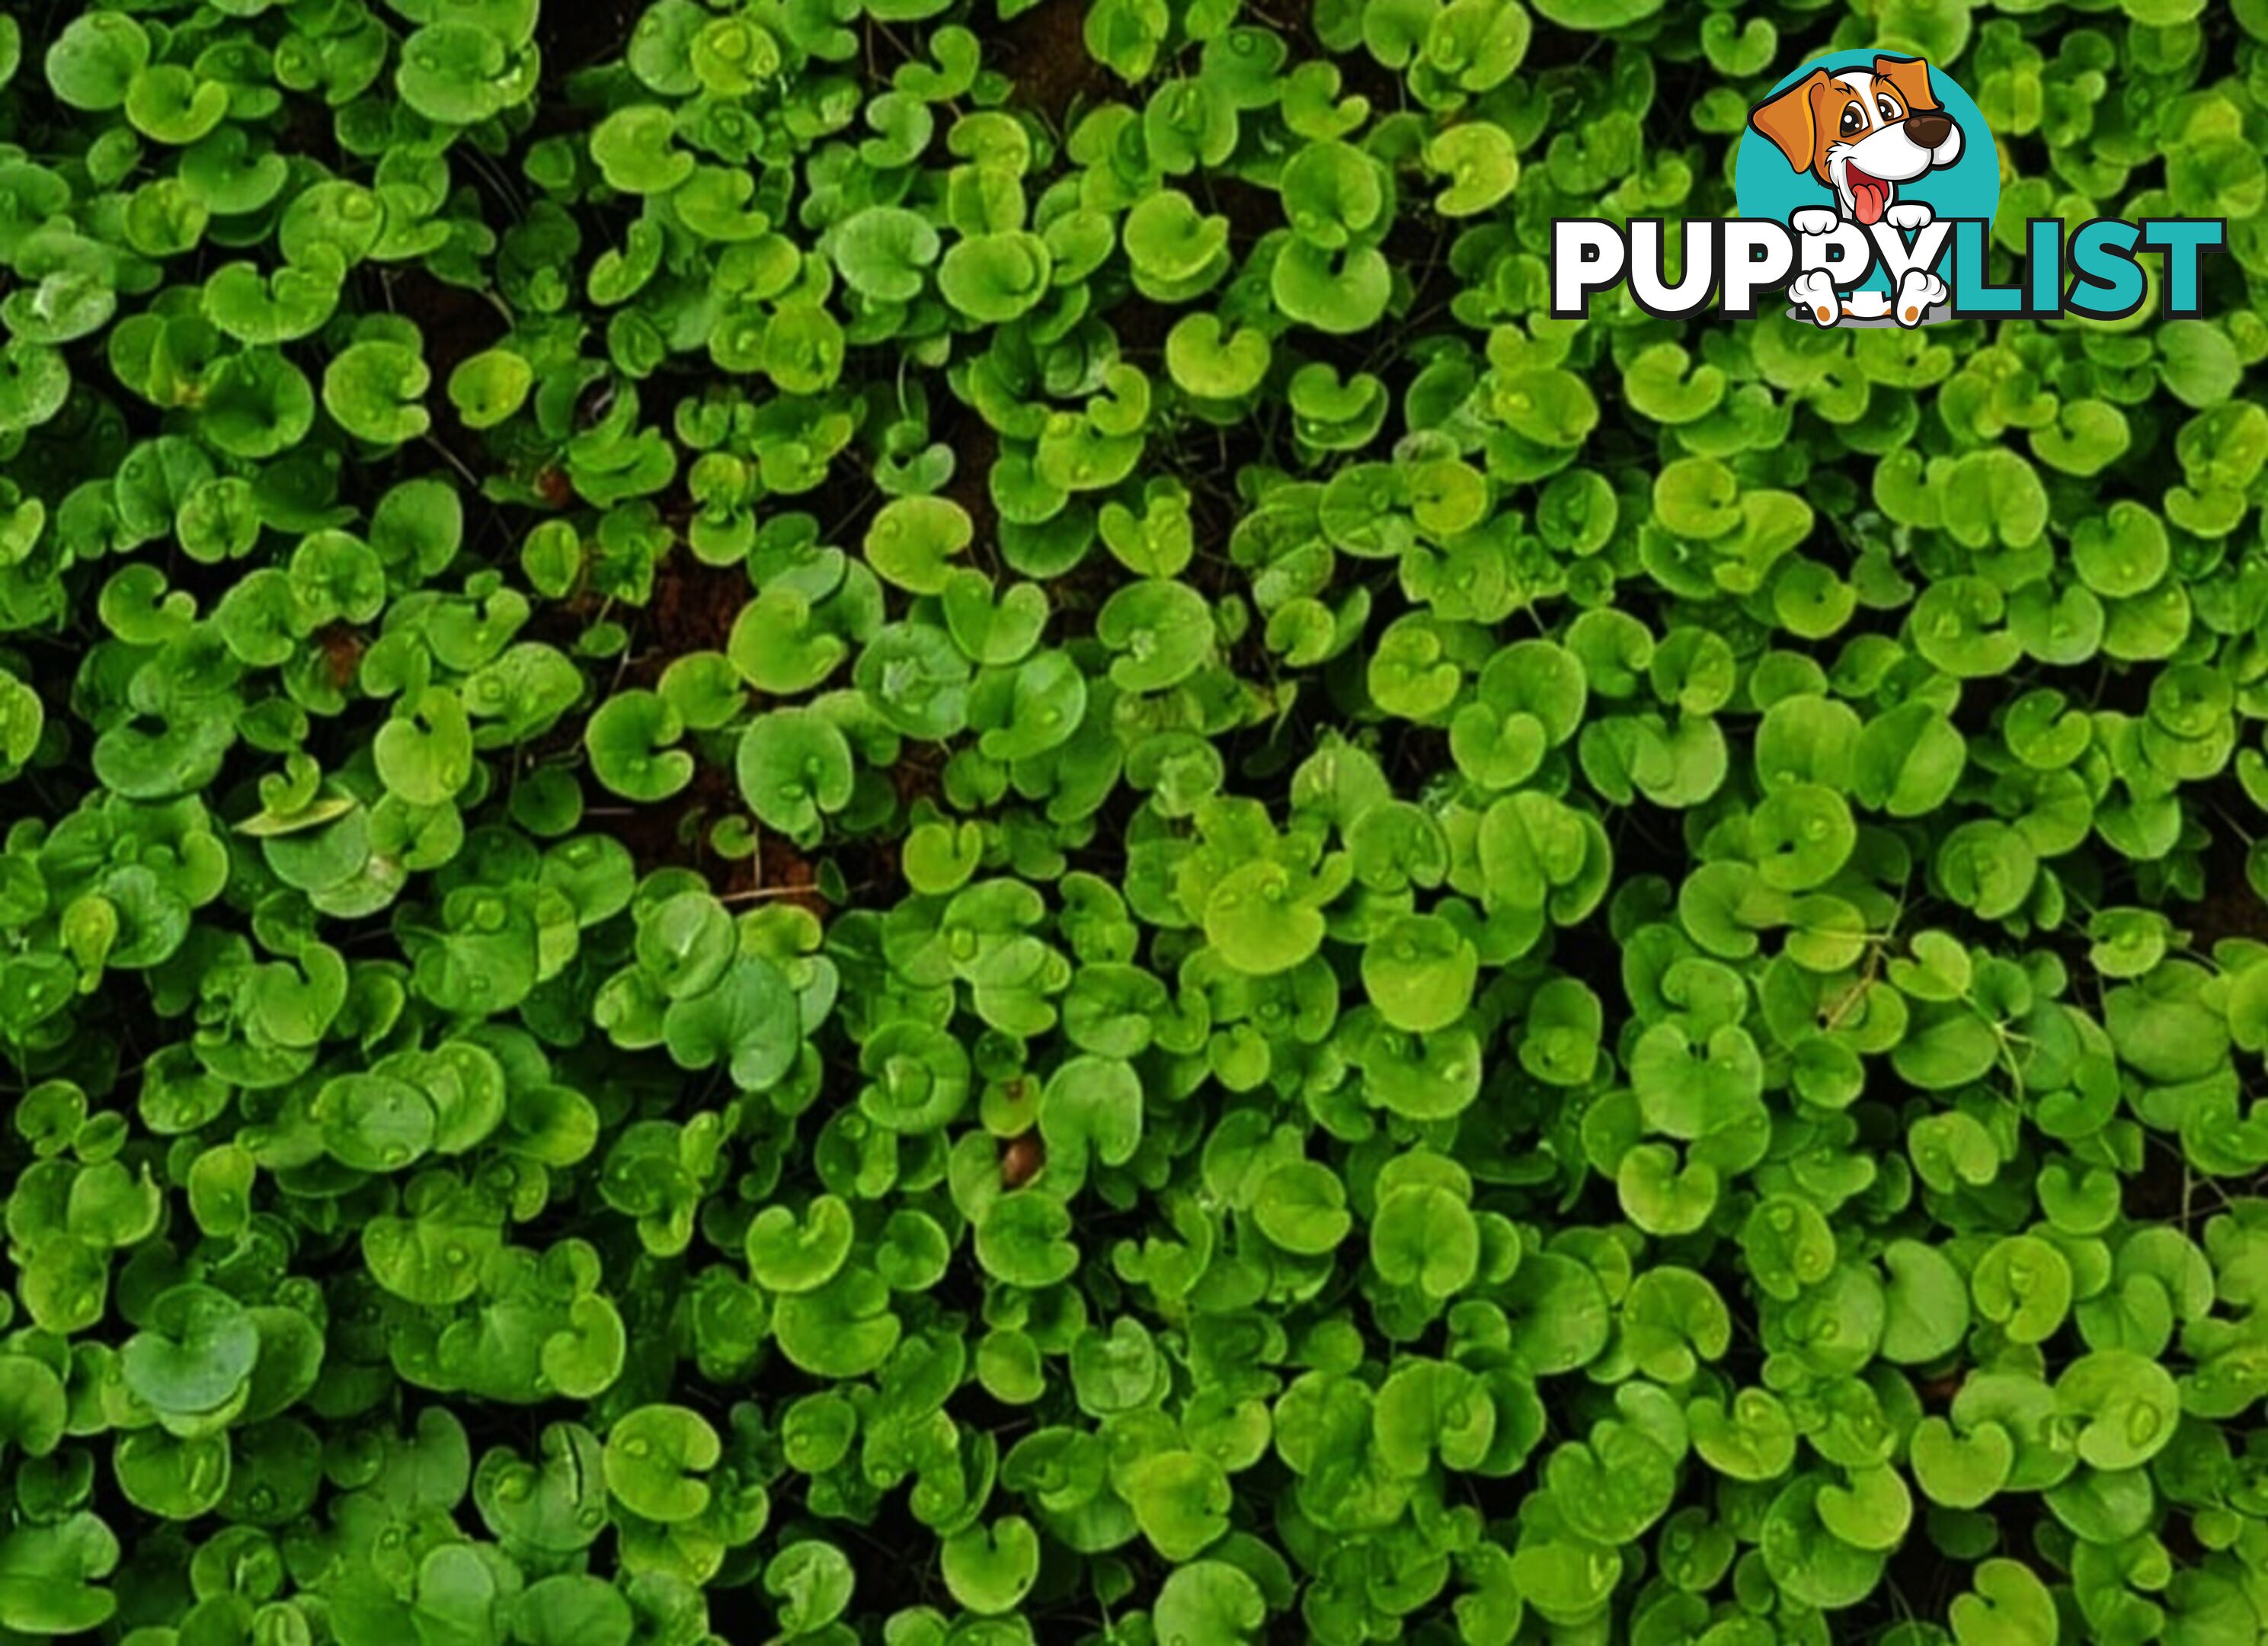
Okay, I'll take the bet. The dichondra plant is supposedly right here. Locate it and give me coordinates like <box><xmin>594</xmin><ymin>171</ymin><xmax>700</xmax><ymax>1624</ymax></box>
<box><xmin>0</xmin><ymin>0</ymin><xmax>2266</xmax><ymax>1644</ymax></box>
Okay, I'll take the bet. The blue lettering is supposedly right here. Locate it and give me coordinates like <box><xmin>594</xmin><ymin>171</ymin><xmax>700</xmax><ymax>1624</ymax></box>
<box><xmin>2139</xmin><ymin>219</ymin><xmax>2225</xmax><ymax>315</ymax></box>
<box><xmin>1950</xmin><ymin>219</ymin><xmax>2021</xmax><ymax>315</ymax></box>
<box><xmin>2027</xmin><ymin>220</ymin><xmax>2061</xmax><ymax>314</ymax></box>
<box><xmin>2068</xmin><ymin>222</ymin><xmax>2145</xmax><ymax>319</ymax></box>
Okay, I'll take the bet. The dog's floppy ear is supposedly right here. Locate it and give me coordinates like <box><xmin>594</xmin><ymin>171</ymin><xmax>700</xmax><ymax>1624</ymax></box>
<box><xmin>1748</xmin><ymin>69</ymin><xmax>1829</xmax><ymax>173</ymax></box>
<box><xmin>1873</xmin><ymin>55</ymin><xmax>1939</xmax><ymax>114</ymax></box>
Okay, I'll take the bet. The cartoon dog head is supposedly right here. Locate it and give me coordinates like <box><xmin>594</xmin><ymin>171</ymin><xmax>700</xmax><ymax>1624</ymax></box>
<box><xmin>1748</xmin><ymin>56</ymin><xmax>1963</xmax><ymax>226</ymax></box>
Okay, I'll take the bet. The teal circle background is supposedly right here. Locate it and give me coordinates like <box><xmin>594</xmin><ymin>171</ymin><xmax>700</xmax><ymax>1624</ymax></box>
<box><xmin>1734</xmin><ymin>50</ymin><xmax>2000</xmax><ymax>292</ymax></box>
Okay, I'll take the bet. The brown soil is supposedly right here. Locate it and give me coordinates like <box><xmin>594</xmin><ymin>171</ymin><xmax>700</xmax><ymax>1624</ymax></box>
<box><xmin>584</xmin><ymin>549</ymin><xmax>843</xmax><ymax>908</ymax></box>
<box><xmin>992</xmin><ymin>0</ymin><xmax>1116</xmax><ymax>130</ymax></box>
<box><xmin>638</xmin><ymin>551</ymin><xmax>749</xmax><ymax>668</ymax></box>
<box><xmin>1105</xmin><ymin>293</ymin><xmax>1178</xmax><ymax>364</ymax></box>
<box><xmin>757</xmin><ymin>830</ymin><xmax>830</xmax><ymax>919</ymax></box>
<box><xmin>2183</xmin><ymin>876</ymin><xmax>2268</xmax><ymax>955</ymax></box>
<box><xmin>584</xmin><ymin>750</ymin><xmax>828</xmax><ymax>917</ymax></box>
<box><xmin>888</xmin><ymin>740</ymin><xmax>949</xmax><ymax>810</ymax></box>
<box><xmin>312</xmin><ymin>621</ymin><xmax>366</xmax><ymax>691</ymax></box>
<box><xmin>599</xmin><ymin>760</ymin><xmax>739</xmax><ymax>879</ymax></box>
<box><xmin>600</xmin><ymin>751</ymin><xmax>725</xmax><ymax>870</ymax></box>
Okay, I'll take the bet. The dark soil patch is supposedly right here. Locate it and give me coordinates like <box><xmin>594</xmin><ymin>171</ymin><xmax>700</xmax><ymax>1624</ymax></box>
<box><xmin>858</xmin><ymin>15</ymin><xmax>923</xmax><ymax>83</ymax></box>
<box><xmin>2184</xmin><ymin>883</ymin><xmax>2268</xmax><ymax>953</ymax></box>
<box><xmin>1038</xmin><ymin>535</ymin><xmax>1124</xmax><ymax>632</ymax></box>
<box><xmin>935</xmin><ymin>409</ymin><xmax>1002</xmax><ymax>569</ymax></box>
<box><xmin>2182</xmin><ymin>854</ymin><xmax>2268</xmax><ymax>954</ymax></box>
<box><xmin>381</xmin><ymin>266</ymin><xmax>502</xmax><ymax>395</ymax></box>
<box><xmin>537</xmin><ymin>0</ymin><xmax>644</xmax><ymax>83</ymax></box>
<box><xmin>275</xmin><ymin>97</ymin><xmax>347</xmax><ymax>175</ymax></box>
<box><xmin>1196</xmin><ymin>175</ymin><xmax>1282</xmax><ymax>249</ymax></box>
<box><xmin>993</xmin><ymin>0</ymin><xmax>1116</xmax><ymax>131</ymax></box>
<box><xmin>2177</xmin><ymin>774</ymin><xmax>2268</xmax><ymax>955</ymax></box>
<box><xmin>1244</xmin><ymin>0</ymin><xmax>1405</xmax><ymax>122</ymax></box>
<box><xmin>1381</xmin><ymin>209</ymin><xmax>1462</xmax><ymax>330</ymax></box>
<box><xmin>588</xmin><ymin>550</ymin><xmax>853</xmax><ymax>910</ymax></box>
<box><xmin>1103</xmin><ymin>290</ymin><xmax>1179</xmax><ymax>363</ymax></box>
<box><xmin>638</xmin><ymin>551</ymin><xmax>750</xmax><ymax>666</ymax></box>
<box><xmin>599</xmin><ymin>757</ymin><xmax>766</xmax><ymax>894</ymax></box>
<box><xmin>2123</xmin><ymin>1138</ymin><xmax>2192</xmax><ymax>1225</ymax></box>
<box><xmin>888</xmin><ymin>740</ymin><xmax>950</xmax><ymax>810</ymax></box>
<box><xmin>523</xmin><ymin>586</ymin><xmax>609</xmax><ymax>659</ymax></box>
<box><xmin>757</xmin><ymin>830</ymin><xmax>830</xmax><ymax>918</ymax></box>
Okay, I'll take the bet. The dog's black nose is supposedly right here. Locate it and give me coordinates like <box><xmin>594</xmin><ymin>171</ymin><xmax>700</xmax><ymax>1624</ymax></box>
<box><xmin>1905</xmin><ymin>110</ymin><xmax>1953</xmax><ymax>148</ymax></box>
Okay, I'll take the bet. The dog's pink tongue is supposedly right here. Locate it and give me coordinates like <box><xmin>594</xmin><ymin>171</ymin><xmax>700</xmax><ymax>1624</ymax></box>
<box><xmin>1851</xmin><ymin>171</ymin><xmax>1889</xmax><ymax>225</ymax></box>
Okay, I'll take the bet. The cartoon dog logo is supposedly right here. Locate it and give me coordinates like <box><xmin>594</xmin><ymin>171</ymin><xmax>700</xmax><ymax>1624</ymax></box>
<box><xmin>1748</xmin><ymin>56</ymin><xmax>1965</xmax><ymax>327</ymax></box>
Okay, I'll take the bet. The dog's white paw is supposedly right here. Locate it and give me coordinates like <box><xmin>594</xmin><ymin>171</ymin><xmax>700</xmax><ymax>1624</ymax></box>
<box><xmin>1884</xmin><ymin>202</ymin><xmax>1934</xmax><ymax>232</ymax></box>
<box><xmin>1790</xmin><ymin>268</ymin><xmax>1841</xmax><ymax>326</ymax></box>
<box><xmin>1790</xmin><ymin>207</ymin><xmax>1841</xmax><ymax>238</ymax></box>
<box><xmin>1892</xmin><ymin>268</ymin><xmax>1948</xmax><ymax>326</ymax></box>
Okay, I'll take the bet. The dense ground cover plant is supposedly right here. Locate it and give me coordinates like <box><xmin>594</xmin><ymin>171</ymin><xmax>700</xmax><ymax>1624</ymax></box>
<box><xmin>2</xmin><ymin>0</ymin><xmax>2266</xmax><ymax>1639</ymax></box>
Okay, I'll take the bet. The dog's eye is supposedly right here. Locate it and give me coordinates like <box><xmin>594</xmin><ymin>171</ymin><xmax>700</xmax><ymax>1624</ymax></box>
<box><xmin>1839</xmin><ymin>104</ymin><xmax>1865</xmax><ymax>136</ymax></box>
<box><xmin>1877</xmin><ymin>94</ymin><xmax>1902</xmax><ymax>121</ymax></box>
